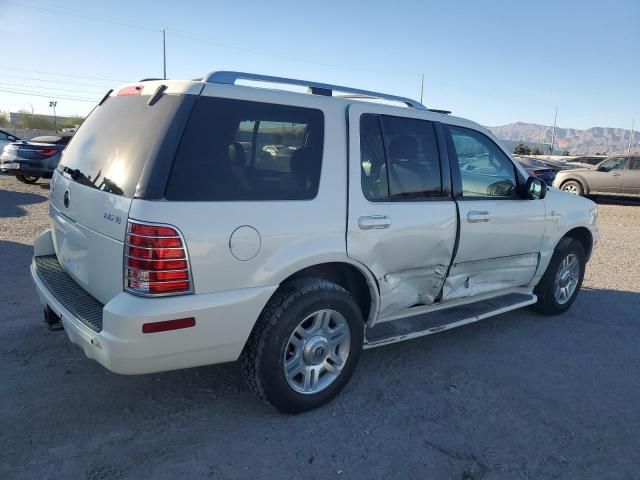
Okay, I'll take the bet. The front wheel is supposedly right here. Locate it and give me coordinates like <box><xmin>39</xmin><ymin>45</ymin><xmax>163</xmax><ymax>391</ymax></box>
<box><xmin>534</xmin><ymin>238</ymin><xmax>586</xmax><ymax>314</ymax></box>
<box><xmin>16</xmin><ymin>175</ymin><xmax>40</xmax><ymax>184</ymax></box>
<box><xmin>560</xmin><ymin>180</ymin><xmax>583</xmax><ymax>196</ymax></box>
<box><xmin>241</xmin><ymin>278</ymin><xmax>364</xmax><ymax>414</ymax></box>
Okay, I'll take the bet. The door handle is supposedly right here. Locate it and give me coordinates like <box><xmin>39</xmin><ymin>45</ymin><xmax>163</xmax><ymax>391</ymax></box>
<box><xmin>467</xmin><ymin>210</ymin><xmax>490</xmax><ymax>223</ymax></box>
<box><xmin>612</xmin><ymin>172</ymin><xmax>621</xmax><ymax>176</ymax></box>
<box><xmin>358</xmin><ymin>215</ymin><xmax>391</xmax><ymax>230</ymax></box>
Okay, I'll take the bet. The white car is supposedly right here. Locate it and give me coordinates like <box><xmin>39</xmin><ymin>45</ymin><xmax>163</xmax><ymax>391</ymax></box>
<box><xmin>0</xmin><ymin>128</ymin><xmax>20</xmax><ymax>152</ymax></box>
<box><xmin>31</xmin><ymin>72</ymin><xmax>598</xmax><ymax>413</ymax></box>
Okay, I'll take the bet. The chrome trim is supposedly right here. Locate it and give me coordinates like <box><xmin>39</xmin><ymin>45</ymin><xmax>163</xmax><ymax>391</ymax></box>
<box><xmin>204</xmin><ymin>70</ymin><xmax>428</xmax><ymax>110</ymax></box>
<box><xmin>125</xmin><ymin>266</ymin><xmax>190</xmax><ymax>274</ymax></box>
<box><xmin>124</xmin><ymin>219</ymin><xmax>194</xmax><ymax>297</ymax></box>
<box><xmin>127</xmin><ymin>233</ymin><xmax>180</xmax><ymax>239</ymax></box>
<box><xmin>124</xmin><ymin>244</ymin><xmax>184</xmax><ymax>251</ymax></box>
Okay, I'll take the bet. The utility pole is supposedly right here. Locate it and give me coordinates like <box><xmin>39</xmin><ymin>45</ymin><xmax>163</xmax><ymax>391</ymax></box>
<box><xmin>550</xmin><ymin>106</ymin><xmax>558</xmax><ymax>155</ymax></box>
<box><xmin>162</xmin><ymin>28</ymin><xmax>167</xmax><ymax>80</ymax></box>
<box><xmin>628</xmin><ymin>119</ymin><xmax>635</xmax><ymax>155</ymax></box>
<box><xmin>420</xmin><ymin>74</ymin><xmax>424</xmax><ymax>104</ymax></box>
<box><xmin>49</xmin><ymin>101</ymin><xmax>58</xmax><ymax>133</ymax></box>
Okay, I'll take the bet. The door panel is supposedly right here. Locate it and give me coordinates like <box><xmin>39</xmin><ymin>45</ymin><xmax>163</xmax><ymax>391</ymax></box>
<box><xmin>443</xmin><ymin>125</ymin><xmax>546</xmax><ymax>301</ymax></box>
<box><xmin>346</xmin><ymin>105</ymin><xmax>457</xmax><ymax>318</ymax></box>
<box><xmin>621</xmin><ymin>157</ymin><xmax>640</xmax><ymax>195</ymax></box>
<box><xmin>588</xmin><ymin>157</ymin><xmax>625</xmax><ymax>193</ymax></box>
<box><xmin>444</xmin><ymin>200</ymin><xmax>545</xmax><ymax>300</ymax></box>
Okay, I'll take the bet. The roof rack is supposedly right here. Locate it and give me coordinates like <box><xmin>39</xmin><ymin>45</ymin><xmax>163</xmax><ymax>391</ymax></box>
<box><xmin>203</xmin><ymin>71</ymin><xmax>427</xmax><ymax>110</ymax></box>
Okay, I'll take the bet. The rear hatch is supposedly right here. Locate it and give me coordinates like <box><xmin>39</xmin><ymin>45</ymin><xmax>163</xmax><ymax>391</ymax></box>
<box><xmin>48</xmin><ymin>81</ymin><xmax>201</xmax><ymax>304</ymax></box>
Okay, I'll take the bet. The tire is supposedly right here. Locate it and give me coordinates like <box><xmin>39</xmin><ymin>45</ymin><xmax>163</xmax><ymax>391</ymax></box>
<box><xmin>241</xmin><ymin>278</ymin><xmax>364</xmax><ymax>414</ymax></box>
<box><xmin>560</xmin><ymin>180</ymin><xmax>583</xmax><ymax>196</ymax></box>
<box><xmin>16</xmin><ymin>175</ymin><xmax>40</xmax><ymax>184</ymax></box>
<box><xmin>534</xmin><ymin>238</ymin><xmax>586</xmax><ymax>315</ymax></box>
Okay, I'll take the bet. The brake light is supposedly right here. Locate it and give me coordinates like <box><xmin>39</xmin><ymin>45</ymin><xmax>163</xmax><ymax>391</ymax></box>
<box><xmin>117</xmin><ymin>85</ymin><xmax>143</xmax><ymax>96</ymax></box>
<box><xmin>39</xmin><ymin>149</ymin><xmax>59</xmax><ymax>157</ymax></box>
<box><xmin>125</xmin><ymin>221</ymin><xmax>192</xmax><ymax>296</ymax></box>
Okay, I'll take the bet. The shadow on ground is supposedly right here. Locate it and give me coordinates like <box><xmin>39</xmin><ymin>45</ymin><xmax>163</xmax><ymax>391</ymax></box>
<box><xmin>0</xmin><ymin>187</ymin><xmax>47</xmax><ymax>218</ymax></box>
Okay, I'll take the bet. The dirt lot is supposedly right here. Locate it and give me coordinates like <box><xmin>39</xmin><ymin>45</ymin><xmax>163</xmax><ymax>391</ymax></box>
<box><xmin>1</xmin><ymin>175</ymin><xmax>639</xmax><ymax>479</ymax></box>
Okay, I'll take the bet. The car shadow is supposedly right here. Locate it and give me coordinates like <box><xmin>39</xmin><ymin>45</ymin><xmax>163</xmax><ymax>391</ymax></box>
<box><xmin>0</xmin><ymin>187</ymin><xmax>47</xmax><ymax>218</ymax></box>
<box><xmin>589</xmin><ymin>195</ymin><xmax>640</xmax><ymax>206</ymax></box>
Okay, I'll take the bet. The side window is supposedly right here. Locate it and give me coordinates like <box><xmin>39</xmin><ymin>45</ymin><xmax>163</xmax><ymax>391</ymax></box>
<box><xmin>447</xmin><ymin>126</ymin><xmax>518</xmax><ymax>198</ymax></box>
<box><xmin>360</xmin><ymin>115</ymin><xmax>388</xmax><ymax>199</ymax></box>
<box><xmin>166</xmin><ymin>97</ymin><xmax>324</xmax><ymax>201</ymax></box>
<box><xmin>629</xmin><ymin>158</ymin><xmax>640</xmax><ymax>170</ymax></box>
<box><xmin>359</xmin><ymin>114</ymin><xmax>442</xmax><ymax>200</ymax></box>
<box><xmin>0</xmin><ymin>131</ymin><xmax>8</xmax><ymax>141</ymax></box>
<box><xmin>598</xmin><ymin>157</ymin><xmax>625</xmax><ymax>172</ymax></box>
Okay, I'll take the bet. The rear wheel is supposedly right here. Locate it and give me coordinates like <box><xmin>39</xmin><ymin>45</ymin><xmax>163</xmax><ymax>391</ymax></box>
<box><xmin>560</xmin><ymin>180</ymin><xmax>583</xmax><ymax>196</ymax></box>
<box><xmin>534</xmin><ymin>238</ymin><xmax>586</xmax><ymax>314</ymax></box>
<box><xmin>16</xmin><ymin>175</ymin><xmax>40</xmax><ymax>184</ymax></box>
<box><xmin>241</xmin><ymin>278</ymin><xmax>364</xmax><ymax>414</ymax></box>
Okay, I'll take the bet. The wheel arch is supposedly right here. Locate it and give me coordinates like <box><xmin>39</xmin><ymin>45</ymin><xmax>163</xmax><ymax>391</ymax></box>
<box><xmin>560</xmin><ymin>226</ymin><xmax>594</xmax><ymax>259</ymax></box>
<box><xmin>279</xmin><ymin>261</ymin><xmax>380</xmax><ymax>325</ymax></box>
<box><xmin>559</xmin><ymin>176</ymin><xmax>589</xmax><ymax>194</ymax></box>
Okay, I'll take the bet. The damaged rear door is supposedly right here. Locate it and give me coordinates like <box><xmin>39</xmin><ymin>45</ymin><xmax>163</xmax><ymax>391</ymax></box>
<box><xmin>346</xmin><ymin>105</ymin><xmax>456</xmax><ymax>319</ymax></box>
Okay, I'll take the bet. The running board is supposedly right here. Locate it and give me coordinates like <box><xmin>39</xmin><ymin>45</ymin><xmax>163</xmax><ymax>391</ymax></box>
<box><xmin>364</xmin><ymin>292</ymin><xmax>536</xmax><ymax>348</ymax></box>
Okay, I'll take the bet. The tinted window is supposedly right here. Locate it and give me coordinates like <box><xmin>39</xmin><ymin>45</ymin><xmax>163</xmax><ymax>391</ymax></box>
<box><xmin>360</xmin><ymin>115</ymin><xmax>388</xmax><ymax>199</ymax></box>
<box><xmin>166</xmin><ymin>97</ymin><xmax>324</xmax><ymax>201</ymax></box>
<box><xmin>0</xmin><ymin>131</ymin><xmax>8</xmax><ymax>141</ymax></box>
<box><xmin>59</xmin><ymin>95</ymin><xmax>185</xmax><ymax>197</ymax></box>
<box><xmin>359</xmin><ymin>114</ymin><xmax>442</xmax><ymax>200</ymax></box>
<box><xmin>447</xmin><ymin>126</ymin><xmax>518</xmax><ymax>198</ymax></box>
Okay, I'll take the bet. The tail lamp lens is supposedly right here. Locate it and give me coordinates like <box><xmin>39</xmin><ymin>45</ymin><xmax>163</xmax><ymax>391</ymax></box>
<box><xmin>125</xmin><ymin>221</ymin><xmax>192</xmax><ymax>296</ymax></box>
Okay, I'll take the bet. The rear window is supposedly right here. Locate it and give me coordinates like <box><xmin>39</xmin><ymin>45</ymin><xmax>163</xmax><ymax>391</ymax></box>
<box><xmin>165</xmin><ymin>97</ymin><xmax>324</xmax><ymax>201</ymax></box>
<box><xmin>58</xmin><ymin>94</ymin><xmax>185</xmax><ymax>197</ymax></box>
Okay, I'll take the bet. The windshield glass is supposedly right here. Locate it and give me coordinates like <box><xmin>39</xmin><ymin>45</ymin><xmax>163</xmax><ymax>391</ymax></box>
<box><xmin>58</xmin><ymin>94</ymin><xmax>184</xmax><ymax>197</ymax></box>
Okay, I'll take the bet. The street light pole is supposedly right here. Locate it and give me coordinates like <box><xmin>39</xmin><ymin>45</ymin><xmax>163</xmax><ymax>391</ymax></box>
<box><xmin>49</xmin><ymin>101</ymin><xmax>58</xmax><ymax>133</ymax></box>
<box><xmin>628</xmin><ymin>119</ymin><xmax>634</xmax><ymax>155</ymax></box>
<box><xmin>162</xmin><ymin>28</ymin><xmax>167</xmax><ymax>80</ymax></box>
<box><xmin>550</xmin><ymin>106</ymin><xmax>558</xmax><ymax>155</ymax></box>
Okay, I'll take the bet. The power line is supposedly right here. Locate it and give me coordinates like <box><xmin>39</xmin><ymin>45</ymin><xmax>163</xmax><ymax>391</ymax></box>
<box><xmin>3</xmin><ymin>0</ymin><xmax>161</xmax><ymax>32</ymax></box>
<box><xmin>0</xmin><ymin>87</ymin><xmax>98</xmax><ymax>102</ymax></box>
<box><xmin>0</xmin><ymin>81</ymin><xmax>106</xmax><ymax>94</ymax></box>
<box><xmin>0</xmin><ymin>66</ymin><xmax>130</xmax><ymax>83</ymax></box>
<box><xmin>0</xmin><ymin>73</ymin><xmax>112</xmax><ymax>89</ymax></box>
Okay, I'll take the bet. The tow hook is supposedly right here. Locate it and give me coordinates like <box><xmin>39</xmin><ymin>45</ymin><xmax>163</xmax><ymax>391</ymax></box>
<box><xmin>44</xmin><ymin>306</ymin><xmax>63</xmax><ymax>331</ymax></box>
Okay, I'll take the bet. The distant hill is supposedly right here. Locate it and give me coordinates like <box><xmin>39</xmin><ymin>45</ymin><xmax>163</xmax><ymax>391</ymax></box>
<box><xmin>487</xmin><ymin>122</ymin><xmax>637</xmax><ymax>155</ymax></box>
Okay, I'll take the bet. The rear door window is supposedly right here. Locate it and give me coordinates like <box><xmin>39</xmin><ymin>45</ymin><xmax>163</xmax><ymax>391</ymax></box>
<box><xmin>165</xmin><ymin>97</ymin><xmax>324</xmax><ymax>201</ymax></box>
<box><xmin>359</xmin><ymin>114</ymin><xmax>442</xmax><ymax>200</ymax></box>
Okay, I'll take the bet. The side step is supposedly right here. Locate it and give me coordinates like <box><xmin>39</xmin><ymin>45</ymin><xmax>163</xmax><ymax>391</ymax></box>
<box><xmin>364</xmin><ymin>292</ymin><xmax>536</xmax><ymax>348</ymax></box>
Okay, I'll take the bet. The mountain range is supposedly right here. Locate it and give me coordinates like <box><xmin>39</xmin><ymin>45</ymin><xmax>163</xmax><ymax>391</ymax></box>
<box><xmin>487</xmin><ymin>122</ymin><xmax>637</xmax><ymax>155</ymax></box>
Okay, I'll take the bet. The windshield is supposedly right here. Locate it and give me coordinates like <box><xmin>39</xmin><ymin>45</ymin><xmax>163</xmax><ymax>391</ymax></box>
<box><xmin>58</xmin><ymin>94</ymin><xmax>185</xmax><ymax>197</ymax></box>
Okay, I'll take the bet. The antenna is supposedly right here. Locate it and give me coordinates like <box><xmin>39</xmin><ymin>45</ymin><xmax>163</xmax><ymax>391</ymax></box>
<box><xmin>420</xmin><ymin>74</ymin><xmax>424</xmax><ymax>104</ymax></box>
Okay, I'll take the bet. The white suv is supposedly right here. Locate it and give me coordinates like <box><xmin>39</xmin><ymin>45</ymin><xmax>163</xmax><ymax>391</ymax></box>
<box><xmin>31</xmin><ymin>71</ymin><xmax>598</xmax><ymax>413</ymax></box>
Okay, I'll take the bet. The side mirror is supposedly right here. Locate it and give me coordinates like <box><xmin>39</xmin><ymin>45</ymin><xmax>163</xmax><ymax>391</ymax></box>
<box><xmin>7</xmin><ymin>136</ymin><xmax>17</xmax><ymax>141</ymax></box>
<box><xmin>525</xmin><ymin>176</ymin><xmax>546</xmax><ymax>200</ymax></box>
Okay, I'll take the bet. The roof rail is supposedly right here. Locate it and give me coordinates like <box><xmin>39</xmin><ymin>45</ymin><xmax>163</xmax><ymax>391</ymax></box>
<box><xmin>203</xmin><ymin>71</ymin><xmax>427</xmax><ymax>110</ymax></box>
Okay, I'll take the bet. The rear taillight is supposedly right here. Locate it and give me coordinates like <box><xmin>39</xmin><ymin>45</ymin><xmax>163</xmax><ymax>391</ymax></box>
<box><xmin>39</xmin><ymin>149</ymin><xmax>59</xmax><ymax>157</ymax></box>
<box><xmin>117</xmin><ymin>85</ymin><xmax>143</xmax><ymax>96</ymax></box>
<box><xmin>124</xmin><ymin>220</ymin><xmax>192</xmax><ymax>296</ymax></box>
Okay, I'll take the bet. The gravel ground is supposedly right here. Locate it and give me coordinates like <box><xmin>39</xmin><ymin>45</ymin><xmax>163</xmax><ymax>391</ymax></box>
<box><xmin>1</xmin><ymin>175</ymin><xmax>639</xmax><ymax>479</ymax></box>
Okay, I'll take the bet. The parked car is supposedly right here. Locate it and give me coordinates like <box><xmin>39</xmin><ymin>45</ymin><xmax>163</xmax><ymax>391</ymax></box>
<box><xmin>0</xmin><ymin>135</ymin><xmax>72</xmax><ymax>184</ymax></box>
<box><xmin>566</xmin><ymin>156</ymin><xmax>607</xmax><ymax>169</ymax></box>
<box><xmin>0</xmin><ymin>128</ymin><xmax>20</xmax><ymax>151</ymax></box>
<box><xmin>30</xmin><ymin>72</ymin><xmax>598</xmax><ymax>413</ymax></box>
<box><xmin>515</xmin><ymin>156</ymin><xmax>557</xmax><ymax>185</ymax></box>
<box><xmin>553</xmin><ymin>155</ymin><xmax>640</xmax><ymax>197</ymax></box>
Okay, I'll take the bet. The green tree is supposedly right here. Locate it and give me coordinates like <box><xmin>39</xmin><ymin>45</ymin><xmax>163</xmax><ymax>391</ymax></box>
<box><xmin>513</xmin><ymin>143</ymin><xmax>531</xmax><ymax>155</ymax></box>
<box><xmin>531</xmin><ymin>147</ymin><xmax>543</xmax><ymax>155</ymax></box>
<box><xmin>0</xmin><ymin>111</ymin><xmax>10</xmax><ymax>128</ymax></box>
<box><xmin>561</xmin><ymin>150</ymin><xmax>571</xmax><ymax>156</ymax></box>
<box><xmin>17</xmin><ymin>110</ymin><xmax>55</xmax><ymax>130</ymax></box>
<box><xmin>59</xmin><ymin>115</ymin><xmax>85</xmax><ymax>128</ymax></box>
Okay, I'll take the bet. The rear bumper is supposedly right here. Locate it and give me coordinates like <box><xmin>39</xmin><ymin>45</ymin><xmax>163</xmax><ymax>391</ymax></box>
<box><xmin>31</xmin><ymin>249</ymin><xmax>277</xmax><ymax>375</ymax></box>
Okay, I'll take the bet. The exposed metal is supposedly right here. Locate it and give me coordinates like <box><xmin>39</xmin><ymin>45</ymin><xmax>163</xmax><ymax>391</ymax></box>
<box><xmin>554</xmin><ymin>253</ymin><xmax>580</xmax><ymax>304</ymax></box>
<box><xmin>34</xmin><ymin>255</ymin><xmax>104</xmax><ymax>332</ymax></box>
<box><xmin>283</xmin><ymin>309</ymin><xmax>351</xmax><ymax>394</ymax></box>
<box><xmin>204</xmin><ymin>71</ymin><xmax>428</xmax><ymax>110</ymax></box>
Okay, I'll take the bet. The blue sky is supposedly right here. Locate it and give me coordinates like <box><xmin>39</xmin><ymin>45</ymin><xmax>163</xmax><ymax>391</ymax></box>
<box><xmin>1</xmin><ymin>0</ymin><xmax>638</xmax><ymax>130</ymax></box>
